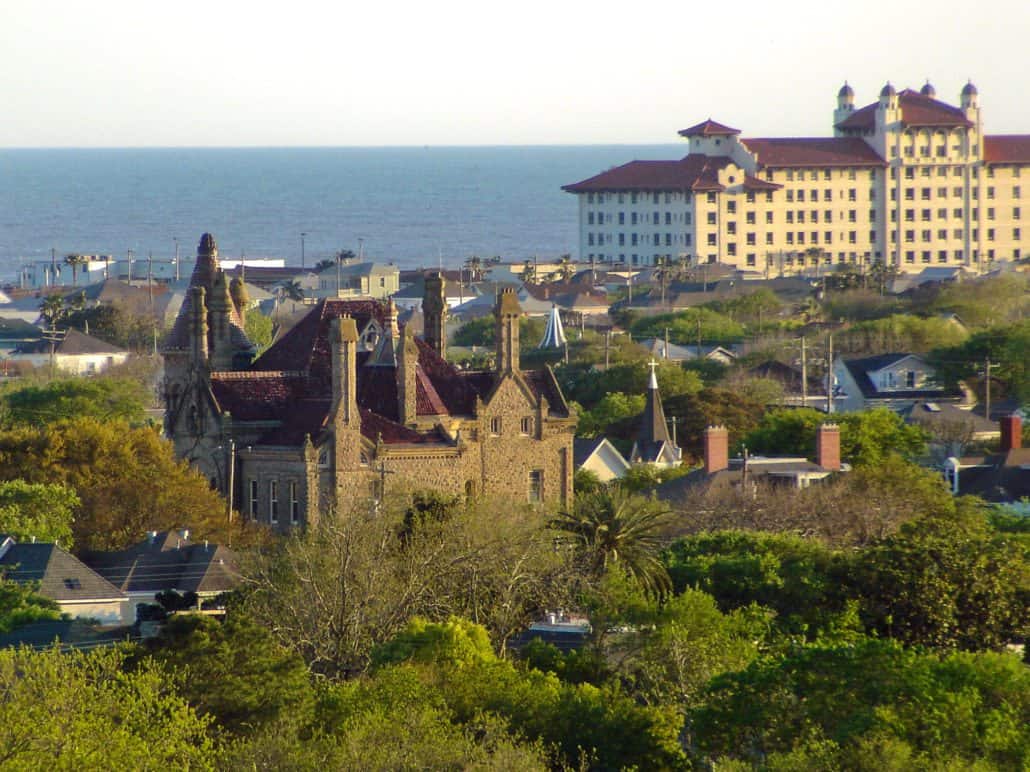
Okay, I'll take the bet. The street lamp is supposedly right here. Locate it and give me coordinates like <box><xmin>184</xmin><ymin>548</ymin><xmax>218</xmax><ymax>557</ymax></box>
<box><xmin>301</xmin><ymin>232</ymin><xmax>307</xmax><ymax>269</ymax></box>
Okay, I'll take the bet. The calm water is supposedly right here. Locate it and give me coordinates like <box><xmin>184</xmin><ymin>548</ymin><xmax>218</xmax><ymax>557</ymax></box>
<box><xmin>0</xmin><ymin>145</ymin><xmax>682</xmax><ymax>280</ymax></box>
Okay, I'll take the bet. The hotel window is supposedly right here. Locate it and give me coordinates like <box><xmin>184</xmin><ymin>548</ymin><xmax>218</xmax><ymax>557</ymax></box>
<box><xmin>848</xmin><ymin>231</ymin><xmax>857</xmax><ymax>244</ymax></box>
<box><xmin>987</xmin><ymin>186</ymin><xmax>995</xmax><ymax>199</ymax></box>
<box><xmin>618</xmin><ymin>193</ymin><xmax>624</xmax><ymax>204</ymax></box>
<box><xmin>653</xmin><ymin>193</ymin><xmax>660</xmax><ymax>204</ymax></box>
<box><xmin>811</xmin><ymin>211</ymin><xmax>819</xmax><ymax>223</ymax></box>
<box><xmin>987</xmin><ymin>167</ymin><xmax>995</xmax><ymax>178</ymax></box>
<box><xmin>848</xmin><ymin>169</ymin><xmax>857</xmax><ymax>181</ymax></box>
<box><xmin>921</xmin><ymin>209</ymin><xmax>931</xmax><ymax>221</ymax></box>
<box><xmin>954</xmin><ymin>166</ymin><xmax>963</xmax><ymax>177</ymax></box>
<box><xmin>1014</xmin><ymin>186</ymin><xmax>1022</xmax><ymax>198</ymax></box>
<box><xmin>937</xmin><ymin>229</ymin><xmax>947</xmax><ymax>240</ymax></box>
<box><xmin>249</xmin><ymin>480</ymin><xmax>258</xmax><ymax>518</ymax></box>
<box><xmin>727</xmin><ymin>201</ymin><xmax>736</xmax><ymax>214</ymax></box>
<box><xmin>746</xmin><ymin>212</ymin><xmax>755</xmax><ymax>224</ymax></box>
<box><xmin>905</xmin><ymin>168</ymin><xmax>915</xmax><ymax>180</ymax></box>
<box><xmin>631</xmin><ymin>192</ymin><xmax>638</xmax><ymax>204</ymax></box>
<box><xmin>798</xmin><ymin>211</ymin><xmax>805</xmax><ymax>223</ymax></box>
<box><xmin>490</xmin><ymin>417</ymin><xmax>501</xmax><ymax>435</ymax></box>
<box><xmin>905</xmin><ymin>189</ymin><xmax>914</xmax><ymax>201</ymax></box>
<box><xmin>618</xmin><ymin>234</ymin><xmax>625</xmax><ymax>246</ymax></box>
<box><xmin>938</xmin><ymin>250</ymin><xmax>948</xmax><ymax>262</ymax></box>
<box><xmin>1014</xmin><ymin>207</ymin><xmax>1022</xmax><ymax>219</ymax></box>
<box><xmin>811</xmin><ymin>231</ymin><xmax>819</xmax><ymax>244</ymax></box>
<box><xmin>618</xmin><ymin>212</ymin><xmax>624</xmax><ymax>224</ymax></box>
<box><xmin>290</xmin><ymin>482</ymin><xmax>300</xmax><ymax>524</ymax></box>
<box><xmin>746</xmin><ymin>233</ymin><xmax>756</xmax><ymax>245</ymax></box>
<box><xmin>953</xmin><ymin>229</ymin><xmax>963</xmax><ymax>239</ymax></box>
<box><xmin>653</xmin><ymin>234</ymin><xmax>660</xmax><ymax>246</ymax></box>
<box><xmin>823</xmin><ymin>189</ymin><xmax>832</xmax><ymax>201</ymax></box>
<box><xmin>906</xmin><ymin>250</ymin><xmax>915</xmax><ymax>263</ymax></box>
<box><xmin>653</xmin><ymin>212</ymin><xmax>659</xmax><ymax>224</ymax></box>
<box><xmin>707</xmin><ymin>212</ymin><xmax>717</xmax><ymax>225</ymax></box>
<box><xmin>765</xmin><ymin>233</ymin><xmax>774</xmax><ymax>245</ymax></box>
<box><xmin>905</xmin><ymin>230</ymin><xmax>915</xmax><ymax>243</ymax></box>
<box><xmin>269</xmin><ymin>481</ymin><xmax>279</xmax><ymax>524</ymax></box>
<box><xmin>786</xmin><ymin>212</ymin><xmax>794</xmax><ymax>224</ymax></box>
<box><xmin>825</xmin><ymin>231</ymin><xmax>833</xmax><ymax>244</ymax></box>
<box><xmin>869</xmin><ymin>209</ymin><xmax>876</xmax><ymax>222</ymax></box>
<box><xmin>987</xmin><ymin>208</ymin><xmax>995</xmax><ymax>220</ymax></box>
<box><xmin>954</xmin><ymin>208</ymin><xmax>963</xmax><ymax>218</ymax></box>
<box><xmin>891</xmin><ymin>168</ymin><xmax>898</xmax><ymax>180</ymax></box>
<box><xmin>953</xmin><ymin>187</ymin><xmax>962</xmax><ymax>197</ymax></box>
<box><xmin>706</xmin><ymin>192</ymin><xmax>716</xmax><ymax>203</ymax></box>
<box><xmin>797</xmin><ymin>190</ymin><xmax>805</xmax><ymax>202</ymax></box>
<box><xmin>631</xmin><ymin>212</ymin><xmax>637</xmax><ymax>225</ymax></box>
<box><xmin>921</xmin><ymin>188</ymin><xmax>931</xmax><ymax>200</ymax></box>
<box><xmin>665</xmin><ymin>233</ymin><xmax>672</xmax><ymax>246</ymax></box>
<box><xmin>797</xmin><ymin>232</ymin><xmax>806</xmax><ymax>244</ymax></box>
<box><xmin>727</xmin><ymin>222</ymin><xmax>736</xmax><ymax>235</ymax></box>
<box><xmin>922</xmin><ymin>250</ymin><xmax>932</xmax><ymax>263</ymax></box>
<box><xmin>922</xmin><ymin>230</ymin><xmax>932</xmax><ymax>242</ymax></box>
<box><xmin>825</xmin><ymin>210</ymin><xmax>832</xmax><ymax>222</ymax></box>
<box><xmin>954</xmin><ymin>249</ymin><xmax>964</xmax><ymax>260</ymax></box>
<box><xmin>587</xmin><ymin>234</ymin><xmax>594</xmax><ymax>246</ymax></box>
<box><xmin>937</xmin><ymin>208</ymin><xmax>947</xmax><ymax>219</ymax></box>
<box><xmin>707</xmin><ymin>234</ymin><xmax>717</xmax><ymax>246</ymax></box>
<box><xmin>869</xmin><ymin>230</ymin><xmax>877</xmax><ymax>243</ymax></box>
<box><xmin>521</xmin><ymin>416</ymin><xmax>532</xmax><ymax>435</ymax></box>
<box><xmin>746</xmin><ymin>192</ymin><xmax>755</xmax><ymax>204</ymax></box>
<box><xmin>727</xmin><ymin>243</ymin><xmax>737</xmax><ymax>256</ymax></box>
<box><xmin>938</xmin><ymin>187</ymin><xmax>947</xmax><ymax>198</ymax></box>
<box><xmin>528</xmin><ymin>470</ymin><xmax>543</xmax><ymax>503</ymax></box>
<box><xmin>665</xmin><ymin>192</ymin><xmax>672</xmax><ymax>203</ymax></box>
<box><xmin>786</xmin><ymin>170</ymin><xmax>794</xmax><ymax>181</ymax></box>
<box><xmin>765</xmin><ymin>191</ymin><xmax>774</xmax><ymax>203</ymax></box>
<box><xmin>684</xmin><ymin>234</ymin><xmax>692</xmax><ymax>246</ymax></box>
<box><xmin>786</xmin><ymin>190</ymin><xmax>794</xmax><ymax>203</ymax></box>
<box><xmin>746</xmin><ymin>253</ymin><xmax>756</xmax><ymax>266</ymax></box>
<box><xmin>587</xmin><ymin>212</ymin><xmax>594</xmax><ymax>225</ymax></box>
<box><xmin>631</xmin><ymin>234</ymin><xmax>638</xmax><ymax>246</ymax></box>
<box><xmin>848</xmin><ymin>210</ymin><xmax>857</xmax><ymax>223</ymax></box>
<box><xmin>905</xmin><ymin>209</ymin><xmax>914</xmax><ymax>222</ymax></box>
<box><xmin>786</xmin><ymin>232</ymin><xmax>794</xmax><ymax>245</ymax></box>
<box><xmin>684</xmin><ymin>213</ymin><xmax>692</xmax><ymax>225</ymax></box>
<box><xmin>824</xmin><ymin>169</ymin><xmax>832</xmax><ymax>180</ymax></box>
<box><xmin>587</xmin><ymin>193</ymin><xmax>594</xmax><ymax>204</ymax></box>
<box><xmin>890</xmin><ymin>190</ymin><xmax>897</xmax><ymax>202</ymax></box>
<box><xmin>1015</xmin><ymin>228</ymin><xmax>1022</xmax><ymax>240</ymax></box>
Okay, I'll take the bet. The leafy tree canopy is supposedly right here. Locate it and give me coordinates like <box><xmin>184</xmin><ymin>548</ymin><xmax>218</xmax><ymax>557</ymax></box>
<box><xmin>0</xmin><ymin>479</ymin><xmax>78</xmax><ymax>547</ymax></box>
<box><xmin>0</xmin><ymin>578</ymin><xmax>62</xmax><ymax>633</ymax></box>
<box><xmin>0</xmin><ymin>377</ymin><xmax>147</xmax><ymax>428</ymax></box>
<box><xmin>0</xmin><ymin>417</ymin><xmax>231</xmax><ymax>551</ymax></box>
<box><xmin>630</xmin><ymin>307</ymin><xmax>745</xmax><ymax>346</ymax></box>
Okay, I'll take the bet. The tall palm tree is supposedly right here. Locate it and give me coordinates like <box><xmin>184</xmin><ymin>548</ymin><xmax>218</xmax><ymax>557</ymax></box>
<box><xmin>39</xmin><ymin>294</ymin><xmax>65</xmax><ymax>326</ymax></box>
<box><xmin>551</xmin><ymin>487</ymin><xmax>673</xmax><ymax>597</ymax></box>
<box><xmin>64</xmin><ymin>253</ymin><xmax>86</xmax><ymax>287</ymax></box>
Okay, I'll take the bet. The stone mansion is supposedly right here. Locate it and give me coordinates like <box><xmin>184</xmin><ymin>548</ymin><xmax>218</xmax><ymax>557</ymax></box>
<box><xmin>564</xmin><ymin>81</ymin><xmax>1030</xmax><ymax>274</ymax></box>
<box><xmin>162</xmin><ymin>234</ymin><xmax>576</xmax><ymax>531</ymax></box>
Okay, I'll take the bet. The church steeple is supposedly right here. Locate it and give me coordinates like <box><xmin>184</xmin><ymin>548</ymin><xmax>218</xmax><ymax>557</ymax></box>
<box><xmin>630</xmin><ymin>360</ymin><xmax>681</xmax><ymax>467</ymax></box>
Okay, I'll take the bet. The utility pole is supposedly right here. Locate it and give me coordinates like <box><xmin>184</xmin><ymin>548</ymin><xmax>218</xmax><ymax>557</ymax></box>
<box><xmin>604</xmin><ymin>328</ymin><xmax>611</xmax><ymax>371</ymax></box>
<box><xmin>984</xmin><ymin>357</ymin><xmax>999</xmax><ymax>419</ymax></box>
<box><xmin>127</xmin><ymin>249</ymin><xmax>134</xmax><ymax>286</ymax></box>
<box><xmin>664</xmin><ymin>327</ymin><xmax>670</xmax><ymax>360</ymax></box>
<box><xmin>147</xmin><ymin>252</ymin><xmax>154</xmax><ymax>310</ymax></box>
<box><xmin>50</xmin><ymin>247</ymin><xmax>56</xmax><ymax>287</ymax></box>
<box><xmin>801</xmin><ymin>335</ymin><xmax>808</xmax><ymax>407</ymax></box>
<box><xmin>41</xmin><ymin>325</ymin><xmax>65</xmax><ymax>378</ymax></box>
<box><xmin>301</xmin><ymin>232</ymin><xmax>307</xmax><ymax>269</ymax></box>
<box><xmin>697</xmin><ymin>315</ymin><xmax>703</xmax><ymax>361</ymax></box>
<box><xmin>226</xmin><ymin>439</ymin><xmax>236</xmax><ymax>522</ymax></box>
<box><xmin>826</xmin><ymin>333</ymin><xmax>834</xmax><ymax>414</ymax></box>
<box><xmin>173</xmin><ymin>237</ymin><xmax>180</xmax><ymax>282</ymax></box>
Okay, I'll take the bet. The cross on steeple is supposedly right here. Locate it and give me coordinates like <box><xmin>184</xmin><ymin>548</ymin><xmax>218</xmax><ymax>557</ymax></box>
<box><xmin>647</xmin><ymin>358</ymin><xmax>660</xmax><ymax>389</ymax></box>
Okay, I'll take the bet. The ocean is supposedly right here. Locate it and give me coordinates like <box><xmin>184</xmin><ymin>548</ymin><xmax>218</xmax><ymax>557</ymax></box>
<box><xmin>0</xmin><ymin>145</ymin><xmax>682</xmax><ymax>281</ymax></box>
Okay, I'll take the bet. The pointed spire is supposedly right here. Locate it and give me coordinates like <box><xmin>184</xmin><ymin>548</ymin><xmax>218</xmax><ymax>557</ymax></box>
<box><xmin>538</xmin><ymin>304</ymin><xmax>567</xmax><ymax>349</ymax></box>
<box><xmin>639</xmin><ymin>359</ymin><xmax>670</xmax><ymax>445</ymax></box>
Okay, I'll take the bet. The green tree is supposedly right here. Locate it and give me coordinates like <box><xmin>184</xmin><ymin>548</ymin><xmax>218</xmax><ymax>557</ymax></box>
<box><xmin>630</xmin><ymin>307</ymin><xmax>745</xmax><ymax>346</ymax></box>
<box><xmin>1</xmin><ymin>377</ymin><xmax>147</xmax><ymax>427</ymax></box>
<box><xmin>0</xmin><ymin>646</ymin><xmax>215</xmax><ymax>769</ymax></box>
<box><xmin>63</xmin><ymin>253</ymin><xmax>87</xmax><ymax>287</ymax></box>
<box><xmin>847</xmin><ymin>503</ymin><xmax>1030</xmax><ymax>651</ymax></box>
<box><xmin>0</xmin><ymin>417</ymin><xmax>231</xmax><ymax>551</ymax></box>
<box><xmin>0</xmin><ymin>579</ymin><xmax>62</xmax><ymax>633</ymax></box>
<box><xmin>551</xmin><ymin>487</ymin><xmax>673</xmax><ymax>596</ymax></box>
<box><xmin>574</xmin><ymin>392</ymin><xmax>645</xmax><ymax>438</ymax></box>
<box><xmin>371</xmin><ymin>616</ymin><xmax>495</xmax><ymax>670</ymax></box>
<box><xmin>38</xmin><ymin>293</ymin><xmax>65</xmax><ymax>326</ymax></box>
<box><xmin>928</xmin><ymin>319</ymin><xmax>1030</xmax><ymax>403</ymax></box>
<box><xmin>244</xmin><ymin>310</ymin><xmax>274</xmax><ymax>354</ymax></box>
<box><xmin>0</xmin><ymin>480</ymin><xmax>78</xmax><ymax>547</ymax></box>
<box><xmin>139</xmin><ymin>612</ymin><xmax>314</xmax><ymax>737</ymax></box>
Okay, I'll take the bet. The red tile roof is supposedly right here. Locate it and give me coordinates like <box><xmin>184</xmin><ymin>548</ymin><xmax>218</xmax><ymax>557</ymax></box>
<box><xmin>835</xmin><ymin>89</ymin><xmax>973</xmax><ymax>131</ymax></box>
<box><xmin>562</xmin><ymin>155</ymin><xmax>732</xmax><ymax>193</ymax></box>
<box><xmin>984</xmin><ymin>135</ymin><xmax>1030</xmax><ymax>164</ymax></box>
<box><xmin>678</xmin><ymin>119</ymin><xmax>740</xmax><ymax>137</ymax></box>
<box><xmin>209</xmin><ymin>299</ymin><xmax>569</xmax><ymax>446</ymax></box>
<box><xmin>741</xmin><ymin>137</ymin><xmax>886</xmax><ymax>168</ymax></box>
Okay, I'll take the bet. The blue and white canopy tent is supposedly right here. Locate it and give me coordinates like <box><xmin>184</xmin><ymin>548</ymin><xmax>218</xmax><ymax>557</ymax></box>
<box><xmin>538</xmin><ymin>304</ymin><xmax>567</xmax><ymax>349</ymax></box>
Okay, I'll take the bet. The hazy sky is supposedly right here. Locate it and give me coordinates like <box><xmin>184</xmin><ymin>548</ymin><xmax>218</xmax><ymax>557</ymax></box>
<box><xmin>2</xmin><ymin>0</ymin><xmax>1027</xmax><ymax>147</ymax></box>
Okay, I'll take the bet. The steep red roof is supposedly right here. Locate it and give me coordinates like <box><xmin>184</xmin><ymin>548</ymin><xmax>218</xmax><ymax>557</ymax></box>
<box><xmin>741</xmin><ymin>137</ymin><xmax>885</xmax><ymax>168</ymax></box>
<box><xmin>835</xmin><ymin>89</ymin><xmax>973</xmax><ymax>131</ymax></box>
<box><xmin>984</xmin><ymin>135</ymin><xmax>1030</xmax><ymax>164</ymax></box>
<box><xmin>210</xmin><ymin>299</ymin><xmax>569</xmax><ymax>446</ymax></box>
<box><xmin>562</xmin><ymin>155</ymin><xmax>732</xmax><ymax>193</ymax></box>
<box><xmin>678</xmin><ymin>119</ymin><xmax>740</xmax><ymax>137</ymax></box>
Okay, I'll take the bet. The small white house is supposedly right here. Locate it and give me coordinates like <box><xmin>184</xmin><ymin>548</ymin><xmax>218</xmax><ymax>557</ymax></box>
<box><xmin>832</xmin><ymin>353</ymin><xmax>964</xmax><ymax>413</ymax></box>
<box><xmin>574</xmin><ymin>437</ymin><xmax>632</xmax><ymax>483</ymax></box>
<box><xmin>9</xmin><ymin>329</ymin><xmax>129</xmax><ymax>375</ymax></box>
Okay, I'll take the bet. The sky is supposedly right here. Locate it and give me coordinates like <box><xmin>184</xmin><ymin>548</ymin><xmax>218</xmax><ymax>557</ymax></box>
<box><xmin>2</xmin><ymin>0</ymin><xmax>1028</xmax><ymax>147</ymax></box>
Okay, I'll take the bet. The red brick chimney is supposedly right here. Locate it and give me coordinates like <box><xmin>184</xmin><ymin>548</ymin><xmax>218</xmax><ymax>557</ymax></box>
<box><xmin>704</xmin><ymin>426</ymin><xmax>729</xmax><ymax>474</ymax></box>
<box><xmin>1000</xmin><ymin>414</ymin><xmax>1022</xmax><ymax>452</ymax></box>
<box><xmin>816</xmin><ymin>423</ymin><xmax>841</xmax><ymax>471</ymax></box>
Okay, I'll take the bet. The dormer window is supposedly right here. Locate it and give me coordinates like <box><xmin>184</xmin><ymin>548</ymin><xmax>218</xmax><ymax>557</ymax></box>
<box><xmin>906</xmin><ymin>371</ymin><xmax>916</xmax><ymax>388</ymax></box>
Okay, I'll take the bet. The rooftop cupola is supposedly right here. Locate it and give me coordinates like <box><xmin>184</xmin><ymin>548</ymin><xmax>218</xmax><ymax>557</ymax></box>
<box><xmin>837</xmin><ymin>81</ymin><xmax>854</xmax><ymax>108</ymax></box>
<box><xmin>920</xmin><ymin>80</ymin><xmax>936</xmax><ymax>98</ymax></box>
<box><xmin>961</xmin><ymin>80</ymin><xmax>979</xmax><ymax>108</ymax></box>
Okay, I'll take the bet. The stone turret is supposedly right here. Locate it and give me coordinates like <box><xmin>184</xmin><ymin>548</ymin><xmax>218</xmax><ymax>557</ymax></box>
<box><xmin>189</xmin><ymin>287</ymin><xmax>209</xmax><ymax>367</ymax></box>
<box><xmin>423</xmin><ymin>272</ymin><xmax>448</xmax><ymax>358</ymax></box>
<box><xmin>495</xmin><ymin>287</ymin><xmax>521</xmax><ymax>374</ymax></box>
<box><xmin>209</xmin><ymin>270</ymin><xmax>234</xmax><ymax>371</ymax></box>
<box><xmin>834</xmin><ymin>81</ymin><xmax>855</xmax><ymax>127</ymax></box>
<box><xmin>229</xmin><ymin>276</ymin><xmax>248</xmax><ymax>328</ymax></box>
<box><xmin>330</xmin><ymin>314</ymin><xmax>360</xmax><ymax>428</ymax></box>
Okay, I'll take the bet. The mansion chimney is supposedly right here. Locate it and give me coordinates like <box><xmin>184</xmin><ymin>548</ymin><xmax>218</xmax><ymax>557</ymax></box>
<box><xmin>1000</xmin><ymin>413</ymin><xmax>1022</xmax><ymax>452</ymax></box>
<box><xmin>495</xmin><ymin>287</ymin><xmax>522</xmax><ymax>374</ymax></box>
<box><xmin>816</xmin><ymin>423</ymin><xmax>841</xmax><ymax>471</ymax></box>
<box><xmin>423</xmin><ymin>272</ymin><xmax>448</xmax><ymax>358</ymax></box>
<box><xmin>396</xmin><ymin>325</ymin><xmax>418</xmax><ymax>426</ymax></box>
<box><xmin>703</xmin><ymin>426</ymin><xmax>729</xmax><ymax>475</ymax></box>
<box><xmin>330</xmin><ymin>314</ymin><xmax>359</xmax><ymax>427</ymax></box>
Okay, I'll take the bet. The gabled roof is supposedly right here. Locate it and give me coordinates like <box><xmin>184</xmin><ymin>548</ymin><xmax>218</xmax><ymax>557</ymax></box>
<box><xmin>954</xmin><ymin>449</ymin><xmax>1030</xmax><ymax>502</ymax></box>
<box><xmin>678</xmin><ymin>119</ymin><xmax>740</xmax><ymax>137</ymax></box>
<box><xmin>655</xmin><ymin>457</ymin><xmax>832</xmax><ymax>503</ymax></box>
<box><xmin>562</xmin><ymin>155</ymin><xmax>733</xmax><ymax>193</ymax></box>
<box><xmin>79</xmin><ymin>531</ymin><xmax>239</xmax><ymax>596</ymax></box>
<box><xmin>573</xmin><ymin>437</ymin><xmax>629</xmax><ymax>470</ymax></box>
<box><xmin>14</xmin><ymin>328</ymin><xmax>127</xmax><ymax>356</ymax></box>
<box><xmin>0</xmin><ymin>542</ymin><xmax>125</xmax><ymax>602</ymax></box>
<box><xmin>741</xmin><ymin>137</ymin><xmax>886</xmax><ymax>168</ymax></box>
<box><xmin>984</xmin><ymin>135</ymin><xmax>1030</xmax><ymax>165</ymax></box>
<box><xmin>838</xmin><ymin>353</ymin><xmax>961</xmax><ymax>400</ymax></box>
<box><xmin>835</xmin><ymin>89</ymin><xmax>974</xmax><ymax>130</ymax></box>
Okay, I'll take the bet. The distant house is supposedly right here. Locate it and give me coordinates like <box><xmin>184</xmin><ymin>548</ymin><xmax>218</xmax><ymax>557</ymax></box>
<box><xmin>0</xmin><ymin>536</ymin><xmax>127</xmax><ymax>625</ymax></box>
<box><xmin>902</xmin><ymin>400</ymin><xmax>1000</xmax><ymax>459</ymax></box>
<box><xmin>832</xmin><ymin>353</ymin><xmax>964</xmax><ymax>413</ymax></box>
<box><xmin>944</xmin><ymin>414</ymin><xmax>1030</xmax><ymax>510</ymax></box>
<box><xmin>655</xmin><ymin>423</ymin><xmax>845</xmax><ymax>505</ymax></box>
<box><xmin>9</xmin><ymin>328</ymin><xmax>129</xmax><ymax>375</ymax></box>
<box><xmin>79</xmin><ymin>529</ymin><xmax>240</xmax><ymax>621</ymax></box>
<box><xmin>637</xmin><ymin>338</ymin><xmax>737</xmax><ymax>365</ymax></box>
<box><xmin>308</xmin><ymin>262</ymin><xmax>400</xmax><ymax>300</ymax></box>
<box><xmin>574</xmin><ymin>437</ymin><xmax>631</xmax><ymax>482</ymax></box>
<box><xmin>0</xmin><ymin>318</ymin><xmax>43</xmax><ymax>359</ymax></box>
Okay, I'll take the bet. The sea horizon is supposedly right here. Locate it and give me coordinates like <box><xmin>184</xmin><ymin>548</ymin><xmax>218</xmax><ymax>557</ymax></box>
<box><xmin>0</xmin><ymin>144</ymin><xmax>684</xmax><ymax>282</ymax></box>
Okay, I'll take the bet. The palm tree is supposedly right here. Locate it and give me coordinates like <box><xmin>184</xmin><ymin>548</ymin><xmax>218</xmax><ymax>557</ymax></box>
<box><xmin>520</xmin><ymin>260</ymin><xmax>537</xmax><ymax>284</ymax></box>
<box><xmin>551</xmin><ymin>487</ymin><xmax>673</xmax><ymax>597</ymax></box>
<box><xmin>64</xmin><ymin>253</ymin><xmax>86</xmax><ymax>287</ymax></box>
<box><xmin>557</xmin><ymin>253</ymin><xmax>573</xmax><ymax>283</ymax></box>
<box><xmin>39</xmin><ymin>294</ymin><xmax>65</xmax><ymax>326</ymax></box>
<box><xmin>314</xmin><ymin>259</ymin><xmax>336</xmax><ymax>273</ymax></box>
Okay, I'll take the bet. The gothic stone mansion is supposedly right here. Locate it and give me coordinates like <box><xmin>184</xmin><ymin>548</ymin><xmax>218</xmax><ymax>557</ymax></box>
<box><xmin>162</xmin><ymin>234</ymin><xmax>576</xmax><ymax>531</ymax></box>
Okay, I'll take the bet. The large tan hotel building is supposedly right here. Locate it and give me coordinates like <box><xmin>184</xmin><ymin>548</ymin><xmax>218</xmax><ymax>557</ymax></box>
<box><xmin>564</xmin><ymin>82</ymin><xmax>1030</xmax><ymax>274</ymax></box>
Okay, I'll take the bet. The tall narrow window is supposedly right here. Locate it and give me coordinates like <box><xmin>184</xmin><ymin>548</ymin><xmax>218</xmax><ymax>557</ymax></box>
<box><xmin>528</xmin><ymin>470</ymin><xmax>543</xmax><ymax>503</ymax></box>
<box><xmin>269</xmin><ymin>481</ymin><xmax>279</xmax><ymax>524</ymax></box>
<box><xmin>289</xmin><ymin>481</ymin><xmax>300</xmax><ymax>525</ymax></box>
<box><xmin>249</xmin><ymin>480</ymin><xmax>258</xmax><ymax>519</ymax></box>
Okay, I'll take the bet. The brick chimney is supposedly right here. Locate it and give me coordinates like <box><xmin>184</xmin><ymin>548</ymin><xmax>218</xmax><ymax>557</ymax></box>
<box><xmin>704</xmin><ymin>425</ymin><xmax>729</xmax><ymax>474</ymax></box>
<box><xmin>1000</xmin><ymin>413</ymin><xmax>1022</xmax><ymax>452</ymax></box>
<box><xmin>816</xmin><ymin>423</ymin><xmax>841</xmax><ymax>471</ymax></box>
